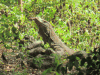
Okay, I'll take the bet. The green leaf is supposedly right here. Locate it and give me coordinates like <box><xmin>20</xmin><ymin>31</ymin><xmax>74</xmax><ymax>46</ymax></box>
<box><xmin>55</xmin><ymin>72</ymin><xmax>60</xmax><ymax>75</ymax></box>
<box><xmin>57</xmin><ymin>64</ymin><xmax>62</xmax><ymax>72</ymax></box>
<box><xmin>12</xmin><ymin>26</ymin><xmax>17</xmax><ymax>33</ymax></box>
<box><xmin>42</xmin><ymin>67</ymin><xmax>53</xmax><ymax>75</ymax></box>
<box><xmin>4</xmin><ymin>24</ymin><xmax>8</xmax><ymax>28</ymax></box>
<box><xmin>4</xmin><ymin>43</ymin><xmax>11</xmax><ymax>49</ymax></box>
<box><xmin>19</xmin><ymin>33</ymin><xmax>24</xmax><ymax>40</ymax></box>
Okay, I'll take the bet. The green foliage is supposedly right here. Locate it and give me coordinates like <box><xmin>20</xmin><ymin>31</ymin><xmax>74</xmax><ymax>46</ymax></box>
<box><xmin>0</xmin><ymin>0</ymin><xmax>100</xmax><ymax>74</ymax></box>
<box><xmin>42</xmin><ymin>54</ymin><xmax>62</xmax><ymax>75</ymax></box>
<box><xmin>0</xmin><ymin>0</ymin><xmax>17</xmax><ymax>6</ymax></box>
<box><xmin>0</xmin><ymin>0</ymin><xmax>99</xmax><ymax>52</ymax></box>
<box><xmin>56</xmin><ymin>47</ymin><xmax>100</xmax><ymax>75</ymax></box>
<box><xmin>44</xmin><ymin>43</ymin><xmax>50</xmax><ymax>49</ymax></box>
<box><xmin>42</xmin><ymin>67</ymin><xmax>53</xmax><ymax>75</ymax></box>
<box><xmin>12</xmin><ymin>69</ymin><xmax>28</xmax><ymax>75</ymax></box>
<box><xmin>27</xmin><ymin>0</ymin><xmax>99</xmax><ymax>51</ymax></box>
<box><xmin>0</xmin><ymin>1</ymin><xmax>38</xmax><ymax>51</ymax></box>
<box><xmin>33</xmin><ymin>57</ymin><xmax>44</xmax><ymax>68</ymax></box>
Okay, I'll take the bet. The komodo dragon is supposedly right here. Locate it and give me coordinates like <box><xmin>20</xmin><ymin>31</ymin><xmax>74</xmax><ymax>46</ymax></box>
<box><xmin>29</xmin><ymin>17</ymin><xmax>75</xmax><ymax>56</ymax></box>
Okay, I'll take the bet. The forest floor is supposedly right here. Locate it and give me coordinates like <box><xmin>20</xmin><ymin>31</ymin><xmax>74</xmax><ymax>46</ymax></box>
<box><xmin>0</xmin><ymin>44</ymin><xmax>47</xmax><ymax>75</ymax></box>
<box><xmin>0</xmin><ymin>44</ymin><xmax>77</xmax><ymax>75</ymax></box>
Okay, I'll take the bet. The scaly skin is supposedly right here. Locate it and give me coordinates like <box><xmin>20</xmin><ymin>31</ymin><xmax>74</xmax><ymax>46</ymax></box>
<box><xmin>30</xmin><ymin>17</ymin><xmax>75</xmax><ymax>56</ymax></box>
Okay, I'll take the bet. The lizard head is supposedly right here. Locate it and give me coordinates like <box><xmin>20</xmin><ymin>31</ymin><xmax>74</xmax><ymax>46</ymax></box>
<box><xmin>29</xmin><ymin>17</ymin><xmax>50</xmax><ymax>29</ymax></box>
<box><xmin>29</xmin><ymin>17</ymin><xmax>52</xmax><ymax>44</ymax></box>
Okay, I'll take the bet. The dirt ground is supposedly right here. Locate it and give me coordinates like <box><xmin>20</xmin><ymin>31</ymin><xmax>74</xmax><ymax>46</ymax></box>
<box><xmin>0</xmin><ymin>44</ymin><xmax>77</xmax><ymax>75</ymax></box>
<box><xmin>0</xmin><ymin>44</ymin><xmax>48</xmax><ymax>75</ymax></box>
